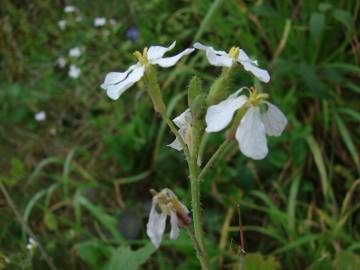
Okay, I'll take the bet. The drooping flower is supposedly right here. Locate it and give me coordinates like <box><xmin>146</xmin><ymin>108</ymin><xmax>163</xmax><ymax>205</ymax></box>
<box><xmin>101</xmin><ymin>41</ymin><xmax>194</xmax><ymax>100</ymax></box>
<box><xmin>94</xmin><ymin>17</ymin><xmax>106</xmax><ymax>27</ymax></box>
<box><xmin>58</xmin><ymin>20</ymin><xmax>67</xmax><ymax>30</ymax></box>
<box><xmin>194</xmin><ymin>42</ymin><xmax>270</xmax><ymax>83</ymax></box>
<box><xmin>68</xmin><ymin>64</ymin><xmax>81</xmax><ymax>79</ymax></box>
<box><xmin>64</xmin><ymin>6</ymin><xmax>77</xmax><ymax>13</ymax></box>
<box><xmin>147</xmin><ymin>188</ymin><xmax>191</xmax><ymax>248</ymax></box>
<box><xmin>68</xmin><ymin>47</ymin><xmax>82</xmax><ymax>58</ymax></box>
<box><xmin>34</xmin><ymin>111</ymin><xmax>46</xmax><ymax>122</ymax></box>
<box><xmin>205</xmin><ymin>87</ymin><xmax>287</xmax><ymax>160</ymax></box>
<box><xmin>168</xmin><ymin>109</ymin><xmax>192</xmax><ymax>153</ymax></box>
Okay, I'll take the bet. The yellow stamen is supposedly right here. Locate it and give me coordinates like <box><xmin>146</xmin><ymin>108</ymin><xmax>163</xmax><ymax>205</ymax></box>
<box><xmin>228</xmin><ymin>46</ymin><xmax>240</xmax><ymax>59</ymax></box>
<box><xmin>248</xmin><ymin>87</ymin><xmax>269</xmax><ymax>106</ymax></box>
<box><xmin>133</xmin><ymin>47</ymin><xmax>148</xmax><ymax>65</ymax></box>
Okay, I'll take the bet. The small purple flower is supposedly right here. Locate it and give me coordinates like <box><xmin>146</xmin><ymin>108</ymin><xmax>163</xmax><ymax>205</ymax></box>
<box><xmin>126</xmin><ymin>26</ymin><xmax>138</xmax><ymax>42</ymax></box>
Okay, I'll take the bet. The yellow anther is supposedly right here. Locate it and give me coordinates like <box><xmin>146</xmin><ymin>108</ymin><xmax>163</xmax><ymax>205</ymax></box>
<box><xmin>133</xmin><ymin>48</ymin><xmax>148</xmax><ymax>65</ymax></box>
<box><xmin>228</xmin><ymin>46</ymin><xmax>240</xmax><ymax>59</ymax></box>
<box><xmin>248</xmin><ymin>87</ymin><xmax>269</xmax><ymax>106</ymax></box>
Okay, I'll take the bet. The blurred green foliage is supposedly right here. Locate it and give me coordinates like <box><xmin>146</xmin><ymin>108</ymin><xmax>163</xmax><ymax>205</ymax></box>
<box><xmin>0</xmin><ymin>0</ymin><xmax>359</xmax><ymax>269</ymax></box>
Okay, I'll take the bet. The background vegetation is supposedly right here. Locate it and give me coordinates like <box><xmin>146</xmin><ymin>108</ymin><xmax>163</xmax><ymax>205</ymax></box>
<box><xmin>0</xmin><ymin>0</ymin><xmax>359</xmax><ymax>269</ymax></box>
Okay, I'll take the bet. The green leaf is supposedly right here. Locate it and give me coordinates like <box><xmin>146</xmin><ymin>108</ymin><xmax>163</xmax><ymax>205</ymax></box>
<box><xmin>75</xmin><ymin>239</ymin><xmax>114</xmax><ymax>269</ymax></box>
<box><xmin>44</xmin><ymin>212</ymin><xmax>58</xmax><ymax>231</ymax></box>
<box><xmin>107</xmin><ymin>243</ymin><xmax>156</xmax><ymax>270</ymax></box>
<box><xmin>334</xmin><ymin>112</ymin><xmax>360</xmax><ymax>173</ymax></box>
<box><xmin>332</xmin><ymin>10</ymin><xmax>353</xmax><ymax>30</ymax></box>
<box><xmin>310</xmin><ymin>13</ymin><xmax>325</xmax><ymax>41</ymax></box>
<box><xmin>333</xmin><ymin>251</ymin><xmax>360</xmax><ymax>270</ymax></box>
<box><xmin>243</xmin><ymin>253</ymin><xmax>280</xmax><ymax>270</ymax></box>
<box><xmin>307</xmin><ymin>257</ymin><xmax>332</xmax><ymax>270</ymax></box>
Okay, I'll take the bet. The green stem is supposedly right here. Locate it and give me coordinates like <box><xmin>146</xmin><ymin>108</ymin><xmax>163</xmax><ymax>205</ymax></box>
<box><xmin>199</xmin><ymin>139</ymin><xmax>231</xmax><ymax>181</ymax></box>
<box><xmin>189</xmin><ymin>160</ymin><xmax>210</xmax><ymax>270</ymax></box>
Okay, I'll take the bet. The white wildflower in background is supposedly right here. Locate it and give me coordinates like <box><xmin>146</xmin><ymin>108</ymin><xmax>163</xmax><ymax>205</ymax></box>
<box><xmin>68</xmin><ymin>47</ymin><xmax>82</xmax><ymax>58</ymax></box>
<box><xmin>56</xmin><ymin>56</ymin><xmax>66</xmax><ymax>68</ymax></box>
<box><xmin>147</xmin><ymin>188</ymin><xmax>191</xmax><ymax>248</ymax></box>
<box><xmin>26</xmin><ymin>237</ymin><xmax>38</xmax><ymax>254</ymax></box>
<box><xmin>68</xmin><ymin>65</ymin><xmax>81</xmax><ymax>79</ymax></box>
<box><xmin>58</xmin><ymin>19</ymin><xmax>67</xmax><ymax>30</ymax></box>
<box><xmin>101</xmin><ymin>41</ymin><xmax>194</xmax><ymax>100</ymax></box>
<box><xmin>109</xmin><ymin>19</ymin><xmax>117</xmax><ymax>25</ymax></box>
<box><xmin>168</xmin><ymin>109</ymin><xmax>192</xmax><ymax>153</ymax></box>
<box><xmin>64</xmin><ymin>6</ymin><xmax>77</xmax><ymax>13</ymax></box>
<box><xmin>194</xmin><ymin>42</ymin><xmax>270</xmax><ymax>83</ymax></box>
<box><xmin>205</xmin><ymin>87</ymin><xmax>287</xmax><ymax>160</ymax></box>
<box><xmin>34</xmin><ymin>111</ymin><xmax>46</xmax><ymax>122</ymax></box>
<box><xmin>94</xmin><ymin>17</ymin><xmax>106</xmax><ymax>27</ymax></box>
<box><xmin>76</xmin><ymin>16</ymin><xmax>83</xmax><ymax>22</ymax></box>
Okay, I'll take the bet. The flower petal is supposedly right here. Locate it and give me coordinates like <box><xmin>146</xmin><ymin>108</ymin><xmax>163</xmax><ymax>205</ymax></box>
<box><xmin>173</xmin><ymin>109</ymin><xmax>192</xmax><ymax>129</ymax></box>
<box><xmin>169</xmin><ymin>212</ymin><xmax>180</xmax><ymax>240</ymax></box>
<box><xmin>205</xmin><ymin>91</ymin><xmax>247</xmax><ymax>132</ymax></box>
<box><xmin>167</xmin><ymin>138</ymin><xmax>183</xmax><ymax>151</ymax></box>
<box><xmin>261</xmin><ymin>102</ymin><xmax>287</xmax><ymax>136</ymax></box>
<box><xmin>105</xmin><ymin>65</ymin><xmax>144</xmax><ymax>100</ymax></box>
<box><xmin>152</xmin><ymin>48</ymin><xmax>195</xmax><ymax>67</ymax></box>
<box><xmin>235</xmin><ymin>106</ymin><xmax>268</xmax><ymax>160</ymax></box>
<box><xmin>146</xmin><ymin>201</ymin><xmax>167</xmax><ymax>248</ymax></box>
<box><xmin>237</xmin><ymin>49</ymin><xmax>270</xmax><ymax>83</ymax></box>
<box><xmin>147</xmin><ymin>41</ymin><xmax>176</xmax><ymax>61</ymax></box>
<box><xmin>194</xmin><ymin>42</ymin><xmax>232</xmax><ymax>67</ymax></box>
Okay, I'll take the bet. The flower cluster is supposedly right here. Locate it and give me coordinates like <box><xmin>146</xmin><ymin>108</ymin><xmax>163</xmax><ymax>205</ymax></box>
<box><xmin>101</xmin><ymin>40</ymin><xmax>287</xmax><ymax>248</ymax></box>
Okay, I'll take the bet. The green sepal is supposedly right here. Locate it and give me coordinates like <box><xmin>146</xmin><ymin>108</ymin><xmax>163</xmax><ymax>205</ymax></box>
<box><xmin>143</xmin><ymin>64</ymin><xmax>166</xmax><ymax>114</ymax></box>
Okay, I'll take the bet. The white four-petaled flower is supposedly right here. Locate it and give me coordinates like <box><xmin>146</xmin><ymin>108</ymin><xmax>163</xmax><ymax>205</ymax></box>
<box><xmin>147</xmin><ymin>188</ymin><xmax>191</xmax><ymax>248</ymax></box>
<box><xmin>101</xmin><ymin>41</ymin><xmax>194</xmax><ymax>100</ymax></box>
<box><xmin>206</xmin><ymin>88</ymin><xmax>287</xmax><ymax>160</ymax></box>
<box><xmin>194</xmin><ymin>42</ymin><xmax>270</xmax><ymax>83</ymax></box>
<box><xmin>58</xmin><ymin>20</ymin><xmax>67</xmax><ymax>30</ymax></box>
<box><xmin>94</xmin><ymin>17</ymin><xmax>106</xmax><ymax>27</ymax></box>
<box><xmin>68</xmin><ymin>47</ymin><xmax>82</xmax><ymax>58</ymax></box>
<box><xmin>64</xmin><ymin>6</ymin><xmax>77</xmax><ymax>13</ymax></box>
<box><xmin>34</xmin><ymin>111</ymin><xmax>46</xmax><ymax>122</ymax></box>
<box><xmin>68</xmin><ymin>65</ymin><xmax>81</xmax><ymax>79</ymax></box>
<box><xmin>168</xmin><ymin>109</ymin><xmax>192</xmax><ymax>153</ymax></box>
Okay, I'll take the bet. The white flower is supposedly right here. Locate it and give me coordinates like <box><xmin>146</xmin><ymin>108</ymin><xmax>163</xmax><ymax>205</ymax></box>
<box><xmin>101</xmin><ymin>41</ymin><xmax>194</xmax><ymax>100</ymax></box>
<box><xmin>205</xmin><ymin>88</ymin><xmax>287</xmax><ymax>160</ymax></box>
<box><xmin>168</xmin><ymin>109</ymin><xmax>192</xmax><ymax>152</ymax></box>
<box><xmin>26</xmin><ymin>237</ymin><xmax>37</xmax><ymax>253</ymax></box>
<box><xmin>94</xmin><ymin>17</ymin><xmax>106</xmax><ymax>27</ymax></box>
<box><xmin>34</xmin><ymin>111</ymin><xmax>46</xmax><ymax>122</ymax></box>
<box><xmin>68</xmin><ymin>65</ymin><xmax>81</xmax><ymax>79</ymax></box>
<box><xmin>68</xmin><ymin>47</ymin><xmax>82</xmax><ymax>58</ymax></box>
<box><xmin>64</xmin><ymin>6</ymin><xmax>77</xmax><ymax>13</ymax></box>
<box><xmin>194</xmin><ymin>42</ymin><xmax>270</xmax><ymax>83</ymax></box>
<box><xmin>147</xmin><ymin>188</ymin><xmax>191</xmax><ymax>248</ymax></box>
<box><xmin>58</xmin><ymin>20</ymin><xmax>67</xmax><ymax>30</ymax></box>
<box><xmin>56</xmin><ymin>56</ymin><xmax>66</xmax><ymax>68</ymax></box>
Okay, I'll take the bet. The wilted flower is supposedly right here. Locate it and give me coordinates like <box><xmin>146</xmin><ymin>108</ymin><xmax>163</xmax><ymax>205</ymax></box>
<box><xmin>205</xmin><ymin>87</ymin><xmax>287</xmax><ymax>160</ymax></box>
<box><xmin>94</xmin><ymin>17</ymin><xmax>106</xmax><ymax>27</ymax></box>
<box><xmin>147</xmin><ymin>188</ymin><xmax>191</xmax><ymax>248</ymax></box>
<box><xmin>34</xmin><ymin>111</ymin><xmax>46</xmax><ymax>122</ymax></box>
<box><xmin>168</xmin><ymin>109</ymin><xmax>192</xmax><ymax>153</ymax></box>
<box><xmin>101</xmin><ymin>41</ymin><xmax>194</xmax><ymax>100</ymax></box>
<box><xmin>68</xmin><ymin>47</ymin><xmax>82</xmax><ymax>58</ymax></box>
<box><xmin>64</xmin><ymin>6</ymin><xmax>77</xmax><ymax>13</ymax></box>
<box><xmin>68</xmin><ymin>64</ymin><xmax>81</xmax><ymax>79</ymax></box>
<box><xmin>126</xmin><ymin>26</ymin><xmax>138</xmax><ymax>42</ymax></box>
<box><xmin>58</xmin><ymin>20</ymin><xmax>67</xmax><ymax>30</ymax></box>
<box><xmin>26</xmin><ymin>237</ymin><xmax>37</xmax><ymax>254</ymax></box>
<box><xmin>194</xmin><ymin>42</ymin><xmax>270</xmax><ymax>83</ymax></box>
<box><xmin>56</xmin><ymin>56</ymin><xmax>66</xmax><ymax>68</ymax></box>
